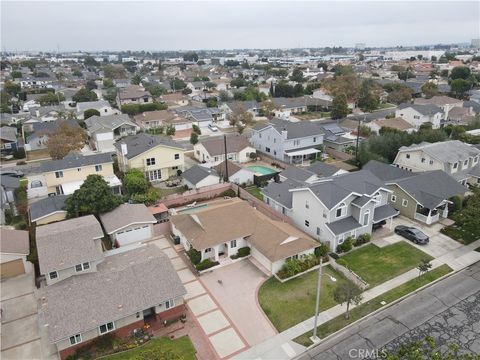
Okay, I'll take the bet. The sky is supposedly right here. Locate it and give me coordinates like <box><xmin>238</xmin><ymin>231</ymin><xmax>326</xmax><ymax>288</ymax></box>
<box><xmin>1</xmin><ymin>1</ymin><xmax>479</xmax><ymax>52</ymax></box>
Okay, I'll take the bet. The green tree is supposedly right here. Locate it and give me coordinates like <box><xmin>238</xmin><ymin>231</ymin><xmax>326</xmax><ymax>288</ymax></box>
<box><xmin>166</xmin><ymin>125</ymin><xmax>175</xmax><ymax>136</ymax></box>
<box><xmin>170</xmin><ymin>78</ymin><xmax>186</xmax><ymax>91</ymax></box>
<box><xmin>450</xmin><ymin>79</ymin><xmax>471</xmax><ymax>99</ymax></box>
<box><xmin>289</xmin><ymin>68</ymin><xmax>305</xmax><ymax>82</ymax></box>
<box><xmin>331</xmin><ymin>94</ymin><xmax>349</xmax><ymax>119</ymax></box>
<box><xmin>85</xmin><ymin>80</ymin><xmax>97</xmax><ymax>91</ymax></box>
<box><xmin>11</xmin><ymin>71</ymin><xmax>22</xmax><ymax>79</ymax></box>
<box><xmin>183</xmin><ymin>51</ymin><xmax>199</xmax><ymax>62</ymax></box>
<box><xmin>218</xmin><ymin>90</ymin><xmax>231</xmax><ymax>102</ymax></box>
<box><xmin>65</xmin><ymin>175</ymin><xmax>122</xmax><ymax>218</ymax></box>
<box><xmin>103</xmin><ymin>65</ymin><xmax>127</xmax><ymax>79</ymax></box>
<box><xmin>37</xmin><ymin>92</ymin><xmax>65</xmax><ymax>106</ymax></box>
<box><xmin>131</xmin><ymin>74</ymin><xmax>142</xmax><ymax>85</ymax></box>
<box><xmin>4</xmin><ymin>81</ymin><xmax>21</xmax><ymax>97</ymax></box>
<box><xmin>205</xmin><ymin>81</ymin><xmax>217</xmax><ymax>89</ymax></box>
<box><xmin>450</xmin><ymin>66</ymin><xmax>471</xmax><ymax>80</ymax></box>
<box><xmin>417</xmin><ymin>258</ymin><xmax>432</xmax><ymax>276</ymax></box>
<box><xmin>398</xmin><ymin>70</ymin><xmax>415</xmax><ymax>81</ymax></box>
<box><xmin>124</xmin><ymin>169</ymin><xmax>149</xmax><ymax>195</ymax></box>
<box><xmin>421</xmin><ymin>82</ymin><xmax>438</xmax><ymax>98</ymax></box>
<box><xmin>333</xmin><ymin>282</ymin><xmax>363</xmax><ymax>320</ymax></box>
<box><xmin>192</xmin><ymin>124</ymin><xmax>201</xmax><ymax>135</ymax></box>
<box><xmin>72</xmin><ymin>88</ymin><xmax>98</xmax><ymax>103</ymax></box>
<box><xmin>182</xmin><ymin>87</ymin><xmax>192</xmax><ymax>95</ymax></box>
<box><xmin>103</xmin><ymin>79</ymin><xmax>114</xmax><ymax>88</ymax></box>
<box><xmin>190</xmin><ymin>132</ymin><xmax>199</xmax><ymax>145</ymax></box>
<box><xmin>387</xmin><ymin>87</ymin><xmax>412</xmax><ymax>104</ymax></box>
<box><xmin>44</xmin><ymin>122</ymin><xmax>87</xmax><ymax>160</ymax></box>
<box><xmin>84</xmin><ymin>109</ymin><xmax>100</xmax><ymax>119</ymax></box>
<box><xmin>83</xmin><ymin>56</ymin><xmax>99</xmax><ymax>67</ymax></box>
<box><xmin>206</xmin><ymin>97</ymin><xmax>217</xmax><ymax>108</ymax></box>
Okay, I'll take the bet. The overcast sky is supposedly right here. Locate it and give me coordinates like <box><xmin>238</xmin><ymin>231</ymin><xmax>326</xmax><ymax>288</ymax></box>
<box><xmin>1</xmin><ymin>1</ymin><xmax>479</xmax><ymax>52</ymax></box>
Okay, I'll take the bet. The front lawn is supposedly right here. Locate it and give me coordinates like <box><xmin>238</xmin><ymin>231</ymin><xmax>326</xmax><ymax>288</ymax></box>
<box><xmin>258</xmin><ymin>265</ymin><xmax>352</xmax><ymax>332</ymax></box>
<box><xmin>103</xmin><ymin>336</ymin><xmax>196</xmax><ymax>360</ymax></box>
<box><xmin>294</xmin><ymin>264</ymin><xmax>453</xmax><ymax>346</ymax></box>
<box><xmin>245</xmin><ymin>186</ymin><xmax>263</xmax><ymax>201</ymax></box>
<box><xmin>339</xmin><ymin>242</ymin><xmax>433</xmax><ymax>287</ymax></box>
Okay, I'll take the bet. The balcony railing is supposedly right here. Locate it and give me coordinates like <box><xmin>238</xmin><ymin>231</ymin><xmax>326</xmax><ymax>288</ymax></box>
<box><xmin>414</xmin><ymin>211</ymin><xmax>440</xmax><ymax>225</ymax></box>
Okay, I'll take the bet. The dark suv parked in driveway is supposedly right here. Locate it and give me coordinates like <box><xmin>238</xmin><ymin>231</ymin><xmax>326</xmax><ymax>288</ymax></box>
<box><xmin>394</xmin><ymin>225</ymin><xmax>429</xmax><ymax>244</ymax></box>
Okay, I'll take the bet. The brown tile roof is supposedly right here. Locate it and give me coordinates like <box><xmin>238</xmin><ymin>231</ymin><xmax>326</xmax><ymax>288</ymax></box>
<box><xmin>119</xmin><ymin>86</ymin><xmax>151</xmax><ymax>100</ymax></box>
<box><xmin>170</xmin><ymin>199</ymin><xmax>317</xmax><ymax>262</ymax></box>
<box><xmin>0</xmin><ymin>228</ymin><xmax>29</xmax><ymax>255</ymax></box>
<box><xmin>198</xmin><ymin>135</ymin><xmax>252</xmax><ymax>157</ymax></box>
<box><xmin>134</xmin><ymin>110</ymin><xmax>176</xmax><ymax>123</ymax></box>
<box><xmin>415</xmin><ymin>96</ymin><xmax>463</xmax><ymax>106</ymax></box>
<box><xmin>371</xmin><ymin>117</ymin><xmax>414</xmax><ymax>131</ymax></box>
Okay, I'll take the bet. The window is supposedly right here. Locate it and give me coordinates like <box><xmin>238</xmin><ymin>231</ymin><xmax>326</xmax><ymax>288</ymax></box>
<box><xmin>147</xmin><ymin>170</ymin><xmax>161</xmax><ymax>181</ymax></box>
<box><xmin>391</xmin><ymin>195</ymin><xmax>396</xmax><ymax>202</ymax></box>
<box><xmin>463</xmin><ymin>159</ymin><xmax>469</xmax><ymax>168</ymax></box>
<box><xmin>336</xmin><ymin>203</ymin><xmax>346</xmax><ymax>218</ymax></box>
<box><xmin>406</xmin><ymin>154</ymin><xmax>410</xmax><ymax>159</ymax></box>
<box><xmin>421</xmin><ymin>158</ymin><xmax>425</xmax><ymax>163</ymax></box>
<box><xmin>172</xmin><ymin>166</ymin><xmax>178</xmax><ymax>170</ymax></box>
<box><xmin>75</xmin><ymin>262</ymin><xmax>90</xmax><ymax>272</ymax></box>
<box><xmin>95</xmin><ymin>164</ymin><xmax>103</xmax><ymax>172</ymax></box>
<box><xmin>413</xmin><ymin>115</ymin><xmax>420</xmax><ymax>120</ymax></box>
<box><xmin>165</xmin><ymin>299</ymin><xmax>174</xmax><ymax>309</ymax></box>
<box><xmin>453</xmin><ymin>162</ymin><xmax>458</xmax><ymax>169</ymax></box>
<box><xmin>204</xmin><ymin>248</ymin><xmax>212</xmax><ymax>253</ymax></box>
<box><xmin>322</xmin><ymin>212</ymin><xmax>327</xmax><ymax>219</ymax></box>
<box><xmin>429</xmin><ymin>160</ymin><xmax>434</xmax><ymax>165</ymax></box>
<box><xmin>363</xmin><ymin>210</ymin><xmax>370</xmax><ymax>226</ymax></box>
<box><xmin>316</xmin><ymin>227</ymin><xmax>321</xmax><ymax>236</ymax></box>
<box><xmin>265</xmin><ymin>147</ymin><xmax>271</xmax><ymax>153</ymax></box>
<box><xmin>69</xmin><ymin>334</ymin><xmax>82</xmax><ymax>346</ymax></box>
<box><xmin>146</xmin><ymin>158</ymin><xmax>156</xmax><ymax>166</ymax></box>
<box><xmin>49</xmin><ymin>271</ymin><xmax>58</xmax><ymax>280</ymax></box>
<box><xmin>474</xmin><ymin>156</ymin><xmax>479</xmax><ymax>165</ymax></box>
<box><xmin>313</xmin><ymin>137</ymin><xmax>317</xmax><ymax>143</ymax></box>
<box><xmin>174</xmin><ymin>154</ymin><xmax>180</xmax><ymax>160</ymax></box>
<box><xmin>305</xmin><ymin>200</ymin><xmax>309</xmax><ymax>209</ymax></box>
<box><xmin>230</xmin><ymin>240</ymin><xmax>237</xmax><ymax>248</ymax></box>
<box><xmin>294</xmin><ymin>140</ymin><xmax>300</xmax><ymax>146</ymax></box>
<box><xmin>274</xmin><ymin>150</ymin><xmax>277</xmax><ymax>155</ymax></box>
<box><xmin>99</xmin><ymin>322</ymin><xmax>115</xmax><ymax>334</ymax></box>
<box><xmin>55</xmin><ymin>171</ymin><xmax>63</xmax><ymax>178</ymax></box>
<box><xmin>273</xmin><ymin>138</ymin><xmax>276</xmax><ymax>143</ymax></box>
<box><xmin>402</xmin><ymin>199</ymin><xmax>408</xmax><ymax>207</ymax></box>
<box><xmin>305</xmin><ymin>220</ymin><xmax>310</xmax><ymax>227</ymax></box>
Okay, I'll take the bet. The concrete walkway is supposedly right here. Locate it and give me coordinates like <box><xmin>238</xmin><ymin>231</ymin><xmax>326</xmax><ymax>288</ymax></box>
<box><xmin>234</xmin><ymin>239</ymin><xmax>480</xmax><ymax>360</ymax></box>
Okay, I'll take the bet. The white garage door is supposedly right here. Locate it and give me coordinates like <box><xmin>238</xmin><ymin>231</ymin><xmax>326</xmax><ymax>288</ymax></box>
<box><xmin>116</xmin><ymin>225</ymin><xmax>152</xmax><ymax>247</ymax></box>
<box><xmin>250</xmin><ymin>246</ymin><xmax>272</xmax><ymax>273</ymax></box>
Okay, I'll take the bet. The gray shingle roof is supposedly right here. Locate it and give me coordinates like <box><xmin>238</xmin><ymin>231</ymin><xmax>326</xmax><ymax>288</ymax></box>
<box><xmin>29</xmin><ymin>195</ymin><xmax>68</xmax><ymax>222</ymax></box>
<box><xmin>199</xmin><ymin>135</ymin><xmax>251</xmax><ymax>157</ymax></box>
<box><xmin>114</xmin><ymin>133</ymin><xmax>184</xmax><ymax>159</ymax></box>
<box><xmin>262</xmin><ymin>179</ymin><xmax>303</xmax><ymax>209</ymax></box>
<box><xmin>280</xmin><ymin>166</ymin><xmax>315</xmax><ymax>182</ymax></box>
<box><xmin>76</xmin><ymin>100</ymin><xmax>111</xmax><ymax>112</ymax></box>
<box><xmin>182</xmin><ymin>165</ymin><xmax>219</xmax><ymax>185</ymax></box>
<box><xmin>40</xmin><ymin>153</ymin><xmax>114</xmax><ymax>173</ymax></box>
<box><xmin>373</xmin><ymin>204</ymin><xmax>399</xmax><ymax>222</ymax></box>
<box><xmin>363</xmin><ymin>160</ymin><xmax>415</xmax><ymax>182</ymax></box>
<box><xmin>398</xmin><ymin>103</ymin><xmax>444</xmax><ymax>116</ymax></box>
<box><xmin>37</xmin><ymin>244</ymin><xmax>186</xmax><ymax>343</ymax></box>
<box><xmin>398</xmin><ymin>140</ymin><xmax>480</xmax><ymax>164</ymax></box>
<box><xmin>85</xmin><ymin>114</ymin><xmax>137</xmax><ymax>134</ymax></box>
<box><xmin>269</xmin><ymin>118</ymin><xmax>324</xmax><ymax>140</ymax></box>
<box><xmin>0</xmin><ymin>126</ymin><xmax>17</xmax><ymax>142</ymax></box>
<box><xmin>36</xmin><ymin>215</ymin><xmax>104</xmax><ymax>274</ymax></box>
<box><xmin>326</xmin><ymin>216</ymin><xmax>361</xmax><ymax>235</ymax></box>
<box><xmin>307</xmin><ymin>162</ymin><xmax>341</xmax><ymax>178</ymax></box>
<box><xmin>100</xmin><ymin>204</ymin><xmax>157</xmax><ymax>234</ymax></box>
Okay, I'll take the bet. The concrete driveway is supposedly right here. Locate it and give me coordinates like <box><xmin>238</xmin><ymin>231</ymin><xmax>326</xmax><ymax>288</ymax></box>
<box><xmin>200</xmin><ymin>259</ymin><xmax>277</xmax><ymax>346</ymax></box>
<box><xmin>1</xmin><ymin>269</ymin><xmax>58</xmax><ymax>360</ymax></box>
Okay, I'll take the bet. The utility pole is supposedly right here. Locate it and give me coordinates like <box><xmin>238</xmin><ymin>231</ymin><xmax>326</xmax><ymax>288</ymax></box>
<box><xmin>355</xmin><ymin>115</ymin><xmax>365</xmax><ymax>161</ymax></box>
<box><xmin>223</xmin><ymin>135</ymin><xmax>229</xmax><ymax>182</ymax></box>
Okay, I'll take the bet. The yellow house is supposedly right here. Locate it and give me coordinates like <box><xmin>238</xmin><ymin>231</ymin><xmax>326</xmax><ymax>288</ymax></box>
<box><xmin>114</xmin><ymin>133</ymin><xmax>185</xmax><ymax>182</ymax></box>
<box><xmin>40</xmin><ymin>153</ymin><xmax>121</xmax><ymax>195</ymax></box>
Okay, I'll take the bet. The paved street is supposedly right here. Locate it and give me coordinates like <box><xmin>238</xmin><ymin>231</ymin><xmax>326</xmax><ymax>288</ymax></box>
<box><xmin>297</xmin><ymin>261</ymin><xmax>480</xmax><ymax>360</ymax></box>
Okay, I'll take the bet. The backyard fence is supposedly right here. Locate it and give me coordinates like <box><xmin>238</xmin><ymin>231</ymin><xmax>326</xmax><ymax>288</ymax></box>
<box><xmin>159</xmin><ymin>183</ymin><xmax>231</xmax><ymax>208</ymax></box>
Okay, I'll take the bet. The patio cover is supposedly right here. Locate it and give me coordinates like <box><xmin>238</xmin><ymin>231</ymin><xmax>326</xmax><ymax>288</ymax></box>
<box><xmin>61</xmin><ymin>175</ymin><xmax>122</xmax><ymax>195</ymax></box>
<box><xmin>285</xmin><ymin>148</ymin><xmax>321</xmax><ymax>157</ymax></box>
<box><xmin>373</xmin><ymin>204</ymin><xmax>399</xmax><ymax>223</ymax></box>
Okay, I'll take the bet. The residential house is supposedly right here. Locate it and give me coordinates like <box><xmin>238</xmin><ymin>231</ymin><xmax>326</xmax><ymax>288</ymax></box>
<box><xmin>29</xmin><ymin>105</ymin><xmax>66</xmax><ymax>122</ymax></box>
<box><xmin>194</xmin><ymin>135</ymin><xmax>256</xmax><ymax>166</ymax></box>
<box><xmin>133</xmin><ymin>110</ymin><xmax>186</xmax><ymax>130</ymax></box>
<box><xmin>182</xmin><ymin>165</ymin><xmax>220</xmax><ymax>189</ymax></box>
<box><xmin>364</xmin><ymin>160</ymin><xmax>467</xmax><ymax>225</ymax></box>
<box><xmin>214</xmin><ymin>160</ymin><xmax>256</xmax><ymax>186</ymax></box>
<box><xmin>28</xmin><ymin>195</ymin><xmax>68</xmax><ymax>225</ymax></box>
<box><xmin>39</xmin><ymin>153</ymin><xmax>121</xmax><ymax>196</ymax></box>
<box><xmin>115</xmin><ymin>133</ymin><xmax>185</xmax><ymax>182</ymax></box>
<box><xmin>250</xmin><ymin>118</ymin><xmax>324</xmax><ymax>164</ymax></box>
<box><xmin>395</xmin><ymin>103</ymin><xmax>444</xmax><ymax>129</ymax></box>
<box><xmin>0</xmin><ymin>175</ymin><xmax>20</xmax><ymax>224</ymax></box>
<box><xmin>272</xmin><ymin>97</ymin><xmax>308</xmax><ymax>119</ymax></box>
<box><xmin>36</xmin><ymin>216</ymin><xmax>186</xmax><ymax>359</ymax></box>
<box><xmin>22</xmin><ymin>120</ymin><xmax>79</xmax><ymax>156</ymax></box>
<box><xmin>117</xmin><ymin>86</ymin><xmax>153</xmax><ymax>107</ymax></box>
<box><xmin>76</xmin><ymin>100</ymin><xmax>120</xmax><ymax>120</ymax></box>
<box><xmin>393</xmin><ymin>140</ymin><xmax>480</xmax><ymax>185</ymax></box>
<box><xmin>161</xmin><ymin>93</ymin><xmax>189</xmax><ymax>108</ymax></box>
<box><xmin>264</xmin><ymin>170</ymin><xmax>399</xmax><ymax>251</ymax></box>
<box><xmin>0</xmin><ymin>228</ymin><xmax>30</xmax><ymax>278</ymax></box>
<box><xmin>279</xmin><ymin>162</ymin><xmax>347</xmax><ymax>183</ymax></box>
<box><xmin>0</xmin><ymin>126</ymin><xmax>19</xmax><ymax>154</ymax></box>
<box><xmin>414</xmin><ymin>95</ymin><xmax>463</xmax><ymax>118</ymax></box>
<box><xmin>170</xmin><ymin>198</ymin><xmax>318</xmax><ymax>275</ymax></box>
<box><xmin>178</xmin><ymin>107</ymin><xmax>225</xmax><ymax>129</ymax></box>
<box><xmin>85</xmin><ymin>114</ymin><xmax>139</xmax><ymax>152</ymax></box>
<box><xmin>320</xmin><ymin>123</ymin><xmax>357</xmax><ymax>151</ymax></box>
<box><xmin>365</xmin><ymin>117</ymin><xmax>416</xmax><ymax>134</ymax></box>
<box><xmin>99</xmin><ymin>204</ymin><xmax>157</xmax><ymax>247</ymax></box>
<box><xmin>446</xmin><ymin>107</ymin><xmax>475</xmax><ymax>125</ymax></box>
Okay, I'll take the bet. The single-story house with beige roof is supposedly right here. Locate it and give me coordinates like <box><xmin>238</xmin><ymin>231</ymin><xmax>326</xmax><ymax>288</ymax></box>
<box><xmin>0</xmin><ymin>228</ymin><xmax>30</xmax><ymax>278</ymax></box>
<box><xmin>193</xmin><ymin>135</ymin><xmax>256</xmax><ymax>166</ymax></box>
<box><xmin>99</xmin><ymin>204</ymin><xmax>157</xmax><ymax>247</ymax></box>
<box><xmin>365</xmin><ymin>117</ymin><xmax>416</xmax><ymax>134</ymax></box>
<box><xmin>170</xmin><ymin>198</ymin><xmax>319</xmax><ymax>274</ymax></box>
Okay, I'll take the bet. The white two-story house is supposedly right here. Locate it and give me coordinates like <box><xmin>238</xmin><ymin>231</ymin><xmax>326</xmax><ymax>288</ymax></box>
<box><xmin>393</xmin><ymin>140</ymin><xmax>480</xmax><ymax>185</ymax></box>
<box><xmin>250</xmin><ymin>118</ymin><xmax>324</xmax><ymax>164</ymax></box>
<box><xmin>395</xmin><ymin>103</ymin><xmax>444</xmax><ymax>129</ymax></box>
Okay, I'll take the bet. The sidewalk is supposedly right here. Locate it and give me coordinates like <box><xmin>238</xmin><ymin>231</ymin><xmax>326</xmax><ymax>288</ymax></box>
<box><xmin>233</xmin><ymin>239</ymin><xmax>480</xmax><ymax>360</ymax></box>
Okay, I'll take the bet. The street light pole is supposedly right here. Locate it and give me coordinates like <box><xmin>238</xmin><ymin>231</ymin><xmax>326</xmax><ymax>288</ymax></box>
<box><xmin>312</xmin><ymin>257</ymin><xmax>323</xmax><ymax>342</ymax></box>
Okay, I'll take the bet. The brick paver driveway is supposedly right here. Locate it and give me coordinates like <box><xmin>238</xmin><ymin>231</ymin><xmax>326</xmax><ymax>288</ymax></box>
<box><xmin>200</xmin><ymin>259</ymin><xmax>277</xmax><ymax>346</ymax></box>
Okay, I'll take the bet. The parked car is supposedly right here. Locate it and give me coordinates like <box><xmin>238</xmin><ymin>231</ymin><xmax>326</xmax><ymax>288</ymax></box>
<box><xmin>0</xmin><ymin>169</ymin><xmax>24</xmax><ymax>178</ymax></box>
<box><xmin>208</xmin><ymin>124</ymin><xmax>219</xmax><ymax>132</ymax></box>
<box><xmin>394</xmin><ymin>225</ymin><xmax>429</xmax><ymax>244</ymax></box>
<box><xmin>372</xmin><ymin>220</ymin><xmax>386</xmax><ymax>230</ymax></box>
<box><xmin>170</xmin><ymin>233</ymin><xmax>180</xmax><ymax>245</ymax></box>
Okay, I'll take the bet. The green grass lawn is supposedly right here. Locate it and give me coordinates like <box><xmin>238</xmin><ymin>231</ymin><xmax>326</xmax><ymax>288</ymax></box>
<box><xmin>441</xmin><ymin>225</ymin><xmax>479</xmax><ymax>245</ymax></box>
<box><xmin>377</xmin><ymin>102</ymin><xmax>396</xmax><ymax>109</ymax></box>
<box><xmin>294</xmin><ymin>264</ymin><xmax>453</xmax><ymax>346</ymax></box>
<box><xmin>246</xmin><ymin>186</ymin><xmax>263</xmax><ymax>201</ymax></box>
<box><xmin>258</xmin><ymin>266</ymin><xmax>352</xmax><ymax>332</ymax></box>
<box><xmin>339</xmin><ymin>242</ymin><xmax>433</xmax><ymax>287</ymax></box>
<box><xmin>156</xmin><ymin>186</ymin><xmax>185</xmax><ymax>198</ymax></box>
<box><xmin>103</xmin><ymin>336</ymin><xmax>196</xmax><ymax>360</ymax></box>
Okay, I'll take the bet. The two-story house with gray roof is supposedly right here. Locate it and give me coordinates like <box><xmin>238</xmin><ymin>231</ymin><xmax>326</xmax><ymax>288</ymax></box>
<box><xmin>250</xmin><ymin>118</ymin><xmax>324</xmax><ymax>164</ymax></box>
<box><xmin>395</xmin><ymin>103</ymin><xmax>444</xmax><ymax>129</ymax></box>
<box><xmin>85</xmin><ymin>114</ymin><xmax>139</xmax><ymax>152</ymax></box>
<box><xmin>36</xmin><ymin>216</ymin><xmax>186</xmax><ymax>360</ymax></box>
<box><xmin>393</xmin><ymin>140</ymin><xmax>480</xmax><ymax>186</ymax></box>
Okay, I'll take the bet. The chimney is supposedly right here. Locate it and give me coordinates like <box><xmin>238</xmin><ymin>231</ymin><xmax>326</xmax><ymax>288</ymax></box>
<box><xmin>121</xmin><ymin>143</ymin><xmax>128</xmax><ymax>156</ymax></box>
<box><xmin>281</xmin><ymin>128</ymin><xmax>288</xmax><ymax>140</ymax></box>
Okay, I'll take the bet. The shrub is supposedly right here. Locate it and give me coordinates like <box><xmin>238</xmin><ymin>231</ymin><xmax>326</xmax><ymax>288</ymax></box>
<box><xmin>91</xmin><ymin>333</ymin><xmax>115</xmax><ymax>353</ymax></box>
<box><xmin>314</xmin><ymin>243</ymin><xmax>329</xmax><ymax>258</ymax></box>
<box><xmin>121</xmin><ymin>102</ymin><xmax>167</xmax><ymax>115</ymax></box>
<box><xmin>336</xmin><ymin>258</ymin><xmax>348</xmax><ymax>267</ymax></box>
<box><xmin>13</xmin><ymin>148</ymin><xmax>25</xmax><ymax>159</ymax></box>
<box><xmin>277</xmin><ymin>253</ymin><xmax>319</xmax><ymax>279</ymax></box>
<box><xmin>231</xmin><ymin>246</ymin><xmax>251</xmax><ymax>259</ymax></box>
<box><xmin>337</xmin><ymin>237</ymin><xmax>354</xmax><ymax>253</ymax></box>
<box><xmin>187</xmin><ymin>248</ymin><xmax>201</xmax><ymax>265</ymax></box>
<box><xmin>450</xmin><ymin>195</ymin><xmax>463</xmax><ymax>213</ymax></box>
<box><xmin>354</xmin><ymin>233</ymin><xmax>371</xmax><ymax>247</ymax></box>
<box><xmin>196</xmin><ymin>259</ymin><xmax>219</xmax><ymax>271</ymax></box>
<box><xmin>84</xmin><ymin>108</ymin><xmax>100</xmax><ymax>119</ymax></box>
<box><xmin>220</xmin><ymin>189</ymin><xmax>236</xmax><ymax>198</ymax></box>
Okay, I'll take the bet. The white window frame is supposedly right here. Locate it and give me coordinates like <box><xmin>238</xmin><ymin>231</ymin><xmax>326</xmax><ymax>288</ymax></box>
<box><xmin>146</xmin><ymin>157</ymin><xmax>156</xmax><ymax>166</ymax></box>
<box><xmin>305</xmin><ymin>220</ymin><xmax>310</xmax><ymax>227</ymax></box>
<box><xmin>49</xmin><ymin>271</ymin><xmax>58</xmax><ymax>280</ymax></box>
<box><xmin>406</xmin><ymin>154</ymin><xmax>410</xmax><ymax>159</ymax></box>
<box><xmin>69</xmin><ymin>334</ymin><xmax>82</xmax><ymax>346</ymax></box>
<box><xmin>75</xmin><ymin>262</ymin><xmax>90</xmax><ymax>272</ymax></box>
<box><xmin>95</xmin><ymin>164</ymin><xmax>103</xmax><ymax>172</ymax></box>
<box><xmin>204</xmin><ymin>247</ymin><xmax>212</xmax><ymax>253</ymax></box>
<box><xmin>402</xmin><ymin>199</ymin><xmax>408</xmax><ymax>207</ymax></box>
<box><xmin>391</xmin><ymin>195</ymin><xmax>396</xmax><ymax>202</ymax></box>
<box><xmin>336</xmin><ymin>203</ymin><xmax>346</xmax><ymax>218</ymax></box>
<box><xmin>305</xmin><ymin>200</ymin><xmax>309</xmax><ymax>209</ymax></box>
<box><xmin>55</xmin><ymin>171</ymin><xmax>63</xmax><ymax>178</ymax></box>
<box><xmin>362</xmin><ymin>210</ymin><xmax>370</xmax><ymax>226</ymax></box>
<box><xmin>147</xmin><ymin>170</ymin><xmax>161</xmax><ymax>181</ymax></box>
<box><xmin>99</xmin><ymin>322</ymin><xmax>115</xmax><ymax>335</ymax></box>
<box><xmin>165</xmin><ymin>299</ymin><xmax>175</xmax><ymax>309</ymax></box>
<box><xmin>230</xmin><ymin>240</ymin><xmax>237</xmax><ymax>248</ymax></box>
<box><xmin>174</xmin><ymin>153</ymin><xmax>180</xmax><ymax>160</ymax></box>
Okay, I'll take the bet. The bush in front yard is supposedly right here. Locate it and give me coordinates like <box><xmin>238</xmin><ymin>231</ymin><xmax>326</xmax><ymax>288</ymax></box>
<box><xmin>336</xmin><ymin>237</ymin><xmax>354</xmax><ymax>253</ymax></box>
<box><xmin>314</xmin><ymin>243</ymin><xmax>329</xmax><ymax>258</ymax></box>
<box><xmin>196</xmin><ymin>259</ymin><xmax>220</xmax><ymax>271</ymax></box>
<box><xmin>354</xmin><ymin>234</ymin><xmax>371</xmax><ymax>247</ymax></box>
<box><xmin>230</xmin><ymin>246</ymin><xmax>251</xmax><ymax>259</ymax></box>
<box><xmin>276</xmin><ymin>254</ymin><xmax>319</xmax><ymax>279</ymax></box>
<box><xmin>187</xmin><ymin>248</ymin><xmax>201</xmax><ymax>265</ymax></box>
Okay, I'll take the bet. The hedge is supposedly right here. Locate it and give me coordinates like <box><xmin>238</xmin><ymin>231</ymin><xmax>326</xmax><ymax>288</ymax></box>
<box><xmin>230</xmin><ymin>246</ymin><xmax>250</xmax><ymax>259</ymax></box>
<box><xmin>187</xmin><ymin>248</ymin><xmax>201</xmax><ymax>265</ymax></box>
<box><xmin>196</xmin><ymin>259</ymin><xmax>219</xmax><ymax>271</ymax></box>
<box><xmin>121</xmin><ymin>102</ymin><xmax>168</xmax><ymax>115</ymax></box>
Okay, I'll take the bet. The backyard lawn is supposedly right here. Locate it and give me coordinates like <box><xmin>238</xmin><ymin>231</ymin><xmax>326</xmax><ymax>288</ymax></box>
<box><xmin>103</xmin><ymin>336</ymin><xmax>196</xmax><ymax>360</ymax></box>
<box><xmin>294</xmin><ymin>264</ymin><xmax>453</xmax><ymax>346</ymax></box>
<box><xmin>339</xmin><ymin>242</ymin><xmax>433</xmax><ymax>287</ymax></box>
<box><xmin>246</xmin><ymin>186</ymin><xmax>263</xmax><ymax>201</ymax></box>
<box><xmin>258</xmin><ymin>265</ymin><xmax>352</xmax><ymax>332</ymax></box>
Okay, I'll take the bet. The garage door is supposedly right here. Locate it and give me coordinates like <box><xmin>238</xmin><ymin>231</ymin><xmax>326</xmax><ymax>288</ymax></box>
<box><xmin>116</xmin><ymin>225</ymin><xmax>152</xmax><ymax>247</ymax></box>
<box><xmin>0</xmin><ymin>259</ymin><xmax>25</xmax><ymax>278</ymax></box>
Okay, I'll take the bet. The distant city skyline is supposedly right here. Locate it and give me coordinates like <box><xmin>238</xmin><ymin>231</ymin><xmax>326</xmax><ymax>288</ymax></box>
<box><xmin>1</xmin><ymin>1</ymin><xmax>479</xmax><ymax>52</ymax></box>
